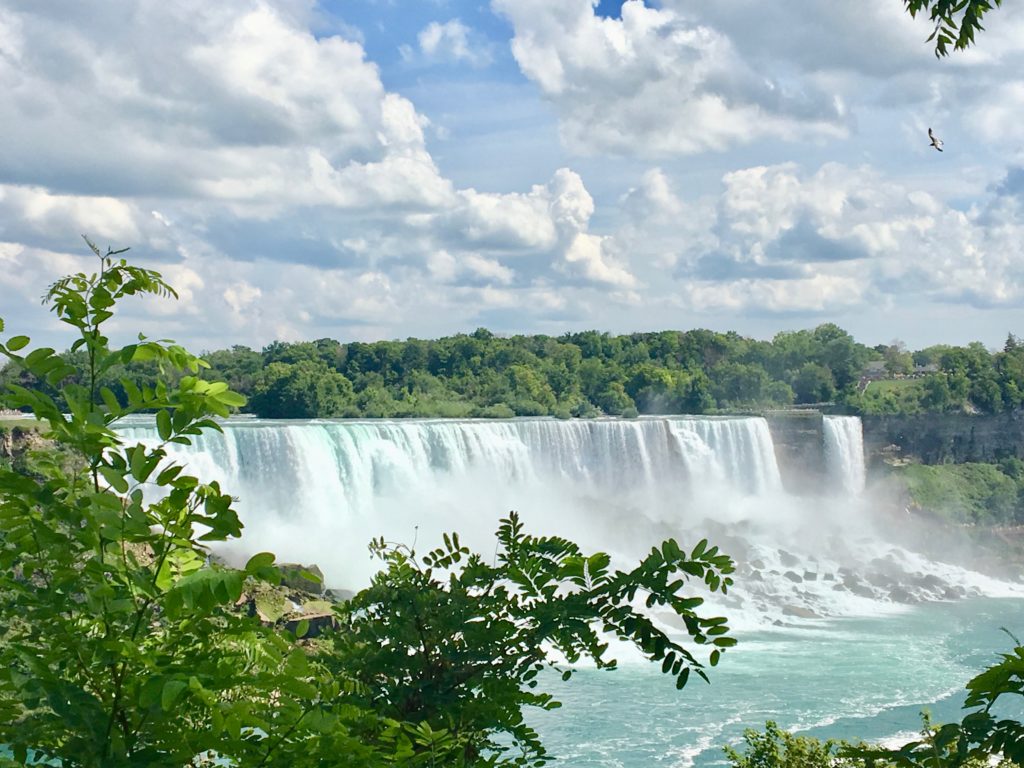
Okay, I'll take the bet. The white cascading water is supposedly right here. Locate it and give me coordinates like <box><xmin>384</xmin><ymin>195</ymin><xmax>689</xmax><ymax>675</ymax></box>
<box><xmin>823</xmin><ymin>415</ymin><xmax>866</xmax><ymax>494</ymax></box>
<box><xmin>117</xmin><ymin>416</ymin><xmax>782</xmax><ymax>528</ymax></box>
<box><xmin>117</xmin><ymin>415</ymin><xmax>1017</xmax><ymax>628</ymax></box>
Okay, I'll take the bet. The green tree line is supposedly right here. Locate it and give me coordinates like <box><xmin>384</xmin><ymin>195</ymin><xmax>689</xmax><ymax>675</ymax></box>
<box><xmin>5</xmin><ymin>324</ymin><xmax>1023</xmax><ymax>419</ymax></box>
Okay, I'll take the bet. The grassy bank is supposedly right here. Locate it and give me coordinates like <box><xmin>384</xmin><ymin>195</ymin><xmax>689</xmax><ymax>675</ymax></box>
<box><xmin>878</xmin><ymin>460</ymin><xmax>1024</xmax><ymax>579</ymax></box>
<box><xmin>891</xmin><ymin>460</ymin><xmax>1024</xmax><ymax>526</ymax></box>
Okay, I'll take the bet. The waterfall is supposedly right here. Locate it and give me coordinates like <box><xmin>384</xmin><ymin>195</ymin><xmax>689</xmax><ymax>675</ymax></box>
<box><xmin>823</xmin><ymin>415</ymin><xmax>866</xmax><ymax>495</ymax></box>
<box><xmin>116</xmin><ymin>413</ymin><xmax>1012</xmax><ymax>624</ymax></box>
<box><xmin>116</xmin><ymin>416</ymin><xmax>786</xmax><ymax>596</ymax></box>
<box><xmin>117</xmin><ymin>416</ymin><xmax>784</xmax><ymax>522</ymax></box>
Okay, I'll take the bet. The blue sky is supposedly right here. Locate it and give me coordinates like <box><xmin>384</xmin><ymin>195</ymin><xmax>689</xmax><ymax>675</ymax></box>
<box><xmin>2</xmin><ymin>0</ymin><xmax>1024</xmax><ymax>351</ymax></box>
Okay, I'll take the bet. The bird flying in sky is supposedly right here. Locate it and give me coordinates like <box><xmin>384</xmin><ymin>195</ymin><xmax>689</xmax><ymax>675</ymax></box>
<box><xmin>928</xmin><ymin>128</ymin><xmax>944</xmax><ymax>152</ymax></box>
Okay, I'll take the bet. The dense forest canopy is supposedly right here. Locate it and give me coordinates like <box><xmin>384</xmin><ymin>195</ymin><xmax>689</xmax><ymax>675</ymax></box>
<box><xmin>5</xmin><ymin>324</ymin><xmax>1023</xmax><ymax>420</ymax></box>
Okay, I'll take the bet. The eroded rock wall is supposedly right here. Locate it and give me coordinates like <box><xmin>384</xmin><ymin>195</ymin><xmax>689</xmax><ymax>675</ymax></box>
<box><xmin>765</xmin><ymin>410</ymin><xmax>826</xmax><ymax>494</ymax></box>
<box><xmin>861</xmin><ymin>412</ymin><xmax>1024</xmax><ymax>467</ymax></box>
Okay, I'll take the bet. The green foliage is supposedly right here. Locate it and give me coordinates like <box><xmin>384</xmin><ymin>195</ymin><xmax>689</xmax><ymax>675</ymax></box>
<box><xmin>12</xmin><ymin>309</ymin><xmax>1023</xmax><ymax>419</ymax></box>
<box><xmin>724</xmin><ymin>721</ymin><xmax>860</xmax><ymax>768</ymax></box>
<box><xmin>853</xmin><ymin>379</ymin><xmax>927</xmax><ymax>415</ymax></box>
<box><xmin>894</xmin><ymin>462</ymin><xmax>1024</xmax><ymax>525</ymax></box>
<box><xmin>710</xmin><ymin>362</ymin><xmax>792</xmax><ymax>409</ymax></box>
<box><xmin>792</xmin><ymin>363</ymin><xmax>837</xmax><ymax>405</ymax></box>
<box><xmin>333</xmin><ymin>519</ymin><xmax>737</xmax><ymax>766</ymax></box>
<box><xmin>0</xmin><ymin>241</ymin><xmax>739</xmax><ymax>766</ymax></box>
<box><xmin>0</xmin><ymin>241</ymin><xmax>367</xmax><ymax>766</ymax></box>
<box><xmin>250</xmin><ymin>359</ymin><xmax>355</xmax><ymax>418</ymax></box>
<box><xmin>476</xmin><ymin>403</ymin><xmax>516</xmax><ymax>419</ymax></box>
<box><xmin>920</xmin><ymin>374</ymin><xmax>954</xmax><ymax>412</ymax></box>
<box><xmin>903</xmin><ymin>0</ymin><xmax>1002</xmax><ymax>57</ymax></box>
<box><xmin>191</xmin><ymin>323</ymin><xmax>885</xmax><ymax>418</ymax></box>
<box><xmin>729</xmin><ymin>716</ymin><xmax>1021</xmax><ymax>768</ymax></box>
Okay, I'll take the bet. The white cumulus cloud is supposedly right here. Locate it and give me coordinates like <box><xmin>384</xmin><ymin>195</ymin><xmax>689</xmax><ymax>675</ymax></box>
<box><xmin>492</xmin><ymin>0</ymin><xmax>846</xmax><ymax>156</ymax></box>
<box><xmin>415</xmin><ymin>19</ymin><xmax>491</xmax><ymax>66</ymax></box>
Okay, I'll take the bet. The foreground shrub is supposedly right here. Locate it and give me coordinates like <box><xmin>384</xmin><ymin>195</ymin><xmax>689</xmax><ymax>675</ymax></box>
<box><xmin>724</xmin><ymin>721</ymin><xmax>857</xmax><ymax>768</ymax></box>
<box><xmin>0</xmin><ymin>241</ymin><xmax>738</xmax><ymax>766</ymax></box>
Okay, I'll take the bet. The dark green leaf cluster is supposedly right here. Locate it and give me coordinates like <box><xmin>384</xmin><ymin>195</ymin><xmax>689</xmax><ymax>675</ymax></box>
<box><xmin>330</xmin><ymin>517</ymin><xmax>735</xmax><ymax>766</ymax></box>
<box><xmin>903</xmin><ymin>0</ymin><xmax>1002</xmax><ymax>57</ymax></box>
<box><xmin>0</xmin><ymin>242</ymin><xmax>376</xmax><ymax>766</ymax></box>
<box><xmin>726</xmin><ymin>714</ymin><xmax>1022</xmax><ymax>768</ymax></box>
<box><xmin>724</xmin><ymin>720</ymin><xmax>866</xmax><ymax>768</ymax></box>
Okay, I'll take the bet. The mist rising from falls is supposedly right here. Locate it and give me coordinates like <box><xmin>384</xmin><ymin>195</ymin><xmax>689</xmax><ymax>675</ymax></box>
<box><xmin>117</xmin><ymin>415</ymin><xmax>1017</xmax><ymax>628</ymax></box>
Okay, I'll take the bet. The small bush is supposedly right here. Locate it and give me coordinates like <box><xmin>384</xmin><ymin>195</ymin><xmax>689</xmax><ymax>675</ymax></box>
<box><xmin>724</xmin><ymin>722</ymin><xmax>855</xmax><ymax>768</ymax></box>
<box><xmin>509</xmin><ymin>398</ymin><xmax>549</xmax><ymax>416</ymax></box>
<box><xmin>475</xmin><ymin>403</ymin><xmax>516</xmax><ymax>419</ymax></box>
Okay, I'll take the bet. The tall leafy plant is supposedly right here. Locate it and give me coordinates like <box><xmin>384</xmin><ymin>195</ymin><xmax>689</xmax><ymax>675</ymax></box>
<box><xmin>0</xmin><ymin>240</ymin><xmax>365</xmax><ymax>766</ymax></box>
<box><xmin>903</xmin><ymin>0</ymin><xmax>1003</xmax><ymax>56</ymax></box>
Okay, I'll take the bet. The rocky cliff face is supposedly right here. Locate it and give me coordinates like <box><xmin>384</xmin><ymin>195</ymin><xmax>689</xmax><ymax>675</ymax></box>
<box><xmin>765</xmin><ymin>411</ymin><xmax>825</xmax><ymax>494</ymax></box>
<box><xmin>0</xmin><ymin>425</ymin><xmax>48</xmax><ymax>466</ymax></box>
<box><xmin>860</xmin><ymin>412</ymin><xmax>1024</xmax><ymax>467</ymax></box>
<box><xmin>765</xmin><ymin>410</ymin><xmax>1024</xmax><ymax>492</ymax></box>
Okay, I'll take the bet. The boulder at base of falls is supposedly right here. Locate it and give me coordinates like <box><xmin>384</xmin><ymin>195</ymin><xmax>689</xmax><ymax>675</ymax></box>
<box><xmin>889</xmin><ymin>586</ymin><xmax>919</xmax><ymax>604</ymax></box>
<box><xmin>909</xmin><ymin>573</ymin><xmax>945</xmax><ymax>591</ymax></box>
<box><xmin>325</xmin><ymin>587</ymin><xmax>355</xmax><ymax>603</ymax></box>
<box><xmin>778</xmin><ymin>550</ymin><xmax>800</xmax><ymax>568</ymax></box>
<box><xmin>783</xmin><ymin>570</ymin><xmax>803</xmax><ymax>583</ymax></box>
<box><xmin>802</xmin><ymin>571</ymin><xmax>818</xmax><ymax>581</ymax></box>
<box><xmin>782</xmin><ymin>605</ymin><xmax>820</xmax><ymax>619</ymax></box>
<box><xmin>866</xmin><ymin>570</ymin><xmax>896</xmax><ymax>588</ymax></box>
<box><xmin>284</xmin><ymin>610</ymin><xmax>336</xmax><ymax>639</ymax></box>
<box><xmin>848</xmin><ymin>582</ymin><xmax>876</xmax><ymax>599</ymax></box>
<box><xmin>279</xmin><ymin>563</ymin><xmax>325</xmax><ymax>595</ymax></box>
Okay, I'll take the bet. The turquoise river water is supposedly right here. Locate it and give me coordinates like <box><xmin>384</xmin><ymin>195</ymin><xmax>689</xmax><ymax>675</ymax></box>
<box><xmin>537</xmin><ymin>597</ymin><xmax>1024</xmax><ymax>767</ymax></box>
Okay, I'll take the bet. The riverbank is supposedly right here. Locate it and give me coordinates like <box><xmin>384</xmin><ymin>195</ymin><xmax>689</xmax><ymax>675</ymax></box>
<box><xmin>868</xmin><ymin>468</ymin><xmax>1024</xmax><ymax>582</ymax></box>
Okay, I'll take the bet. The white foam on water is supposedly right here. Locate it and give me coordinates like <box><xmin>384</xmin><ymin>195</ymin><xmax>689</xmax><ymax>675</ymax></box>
<box><xmin>785</xmin><ymin>679</ymin><xmax>965</xmax><ymax>734</ymax></box>
<box><xmin>670</xmin><ymin>714</ymin><xmax>745</xmax><ymax>768</ymax></box>
<box><xmin>874</xmin><ymin>730</ymin><xmax>923</xmax><ymax>749</ymax></box>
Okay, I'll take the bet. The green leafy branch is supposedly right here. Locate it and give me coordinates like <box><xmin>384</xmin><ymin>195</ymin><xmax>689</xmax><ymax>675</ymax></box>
<box><xmin>903</xmin><ymin>0</ymin><xmax>1002</xmax><ymax>57</ymax></box>
<box><xmin>334</xmin><ymin>512</ymin><xmax>735</xmax><ymax>766</ymax></box>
